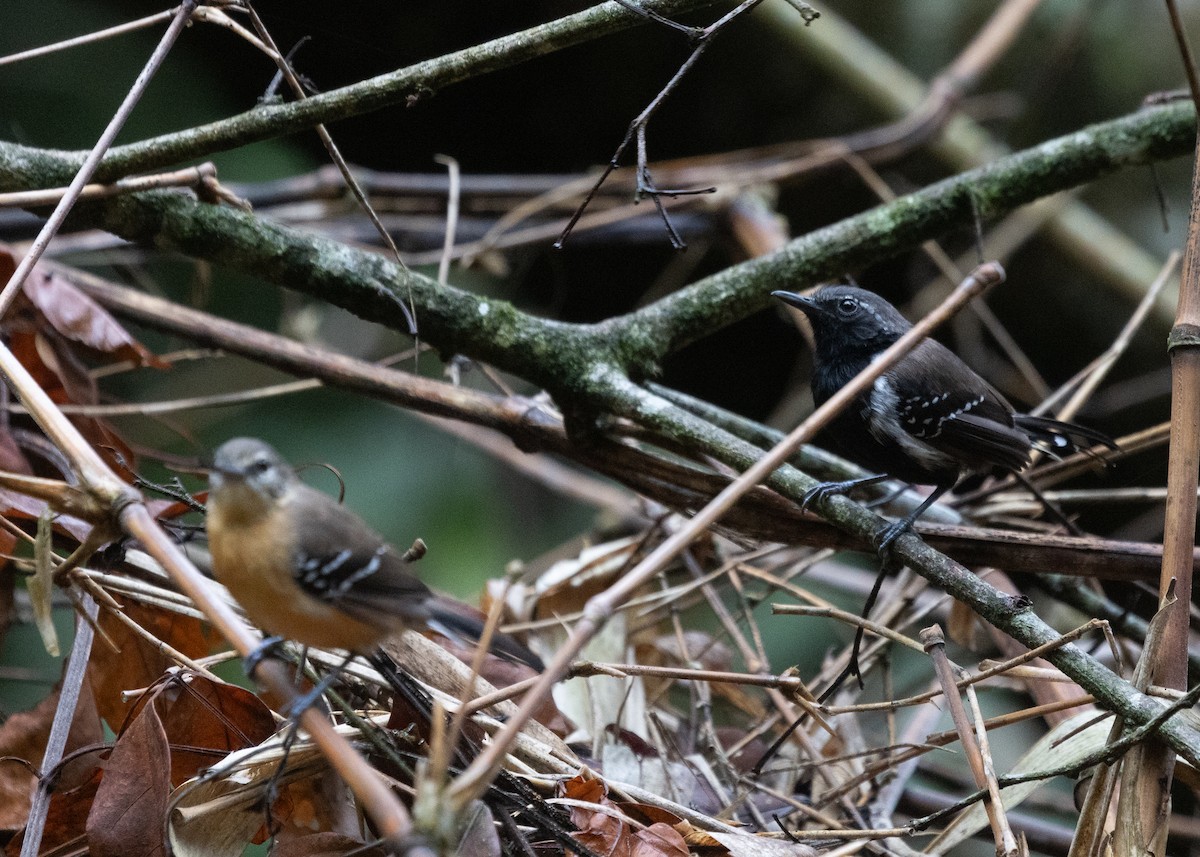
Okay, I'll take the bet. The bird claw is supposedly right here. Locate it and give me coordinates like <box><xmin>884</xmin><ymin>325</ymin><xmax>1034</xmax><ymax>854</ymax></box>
<box><xmin>801</xmin><ymin>479</ymin><xmax>859</xmax><ymax>511</ymax></box>
<box><xmin>244</xmin><ymin>635</ymin><xmax>287</xmax><ymax>677</ymax></box>
<box><xmin>801</xmin><ymin>474</ymin><xmax>890</xmax><ymax>513</ymax></box>
<box><xmin>873</xmin><ymin>520</ymin><xmax>911</xmax><ymax>560</ymax></box>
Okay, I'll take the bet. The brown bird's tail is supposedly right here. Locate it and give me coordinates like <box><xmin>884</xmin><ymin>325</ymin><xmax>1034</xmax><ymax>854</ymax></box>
<box><xmin>426</xmin><ymin>595</ymin><xmax>545</xmax><ymax>671</ymax></box>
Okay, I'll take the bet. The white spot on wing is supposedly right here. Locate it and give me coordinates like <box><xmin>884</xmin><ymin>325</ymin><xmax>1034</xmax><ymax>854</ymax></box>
<box><xmin>869</xmin><ymin>377</ymin><xmax>956</xmax><ymax>471</ymax></box>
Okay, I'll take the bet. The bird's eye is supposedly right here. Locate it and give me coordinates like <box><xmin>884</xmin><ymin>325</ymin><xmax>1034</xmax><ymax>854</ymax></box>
<box><xmin>836</xmin><ymin>297</ymin><xmax>859</xmax><ymax>317</ymax></box>
<box><xmin>249</xmin><ymin>457</ymin><xmax>271</xmax><ymax>475</ymax></box>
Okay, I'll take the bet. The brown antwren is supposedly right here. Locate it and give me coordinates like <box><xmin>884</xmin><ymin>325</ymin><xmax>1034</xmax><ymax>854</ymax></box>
<box><xmin>205</xmin><ymin>437</ymin><xmax>542</xmax><ymax>711</ymax></box>
<box><xmin>772</xmin><ymin>285</ymin><xmax>1114</xmax><ymax>552</ymax></box>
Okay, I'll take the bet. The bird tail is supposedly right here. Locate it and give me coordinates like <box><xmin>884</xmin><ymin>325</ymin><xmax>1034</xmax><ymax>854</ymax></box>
<box><xmin>1013</xmin><ymin>414</ymin><xmax>1117</xmax><ymax>459</ymax></box>
<box><xmin>426</xmin><ymin>595</ymin><xmax>545</xmax><ymax>671</ymax></box>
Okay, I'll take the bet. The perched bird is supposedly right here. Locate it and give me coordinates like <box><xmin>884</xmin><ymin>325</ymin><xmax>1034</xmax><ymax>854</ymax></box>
<box><xmin>205</xmin><ymin>437</ymin><xmax>542</xmax><ymax>676</ymax></box>
<box><xmin>773</xmin><ymin>285</ymin><xmax>1113</xmax><ymax>551</ymax></box>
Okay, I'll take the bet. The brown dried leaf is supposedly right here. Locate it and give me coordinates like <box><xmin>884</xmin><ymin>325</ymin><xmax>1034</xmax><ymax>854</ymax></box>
<box><xmin>0</xmin><ymin>431</ymin><xmax>31</xmax><ymax>475</ymax></box>
<box><xmin>0</xmin><ymin>679</ymin><xmax>104</xmax><ymax>832</ymax></box>
<box><xmin>138</xmin><ymin>673</ymin><xmax>276</xmax><ymax>787</ymax></box>
<box><xmin>562</xmin><ymin>774</ymin><xmax>691</xmax><ymax>857</ymax></box>
<box><xmin>89</xmin><ymin>600</ymin><xmax>217</xmax><ymax>732</ymax></box>
<box><xmin>6</xmin><ymin>767</ymin><xmax>102</xmax><ymax>857</ymax></box>
<box><xmin>272</xmin><ymin>768</ymin><xmax>361</xmax><ymax>843</ymax></box>
<box><xmin>619</xmin><ymin>801</ymin><xmax>684</xmax><ymax>828</ymax></box>
<box><xmin>947</xmin><ymin>598</ymin><xmax>984</xmax><ymax>650</ymax></box>
<box><xmin>0</xmin><ymin>245</ymin><xmax>153</xmax><ymax>475</ymax></box>
<box><xmin>5</xmin><ymin>328</ymin><xmax>136</xmax><ymax>472</ymax></box>
<box><xmin>531</xmin><ymin>537</ymin><xmax>642</xmax><ymax>622</ymax></box>
<box><xmin>85</xmin><ymin>700</ymin><xmax>170</xmax><ymax>857</ymax></box>
<box><xmin>18</xmin><ymin>262</ymin><xmax>167</xmax><ymax>368</ymax></box>
<box><xmin>632</xmin><ymin>823</ymin><xmax>690</xmax><ymax>857</ymax></box>
<box><xmin>0</xmin><ymin>486</ymin><xmax>93</xmax><ymax>542</ymax></box>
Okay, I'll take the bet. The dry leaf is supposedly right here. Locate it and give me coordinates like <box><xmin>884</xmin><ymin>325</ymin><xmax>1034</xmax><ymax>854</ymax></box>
<box><xmin>6</xmin><ymin>767</ymin><xmax>102</xmax><ymax>857</ymax></box>
<box><xmin>0</xmin><ymin>679</ymin><xmax>104</xmax><ymax>833</ymax></box>
<box><xmin>562</xmin><ymin>774</ymin><xmax>691</xmax><ymax>857</ymax></box>
<box><xmin>0</xmin><ymin>245</ymin><xmax>162</xmax><ymax>475</ymax></box>
<box><xmin>26</xmin><ymin>511</ymin><xmax>59</xmax><ymax>656</ymax></box>
<box><xmin>0</xmin><ymin>245</ymin><xmax>165</xmax><ymax>369</ymax></box>
<box><xmin>130</xmin><ymin>672</ymin><xmax>276</xmax><ymax>787</ymax></box>
<box><xmin>452</xmin><ymin>800</ymin><xmax>502</xmax><ymax>857</ymax></box>
<box><xmin>85</xmin><ymin>700</ymin><xmax>171</xmax><ymax>857</ymax></box>
<box><xmin>925</xmin><ymin>709</ymin><xmax>1111</xmax><ymax>854</ymax></box>
<box><xmin>88</xmin><ymin>601</ymin><xmax>217</xmax><ymax>731</ymax></box>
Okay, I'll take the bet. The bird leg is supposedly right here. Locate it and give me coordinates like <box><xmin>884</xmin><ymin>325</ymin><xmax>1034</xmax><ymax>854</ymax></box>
<box><xmin>874</xmin><ymin>483</ymin><xmax>953</xmax><ymax>556</ymax></box>
<box><xmin>282</xmin><ymin>650</ymin><xmax>358</xmax><ymax>719</ymax></box>
<box><xmin>244</xmin><ymin>636</ymin><xmax>359</xmax><ymax>719</ymax></box>
<box><xmin>243</xmin><ymin>635</ymin><xmax>287</xmax><ymax>677</ymax></box>
<box><xmin>800</xmin><ymin>474</ymin><xmax>890</xmax><ymax>510</ymax></box>
<box><xmin>255</xmin><ymin>720</ymin><xmax>301</xmax><ymax>835</ymax></box>
<box><xmin>1014</xmin><ymin>472</ymin><xmax>1084</xmax><ymax>536</ymax></box>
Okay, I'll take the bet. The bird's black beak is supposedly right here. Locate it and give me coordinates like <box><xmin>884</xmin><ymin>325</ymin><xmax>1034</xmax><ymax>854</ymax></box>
<box><xmin>771</xmin><ymin>290</ymin><xmax>820</xmax><ymax>315</ymax></box>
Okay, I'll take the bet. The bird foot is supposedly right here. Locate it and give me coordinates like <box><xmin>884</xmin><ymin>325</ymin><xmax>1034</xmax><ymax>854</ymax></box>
<box><xmin>281</xmin><ymin>671</ymin><xmax>341</xmax><ymax>719</ymax></box>
<box><xmin>873</xmin><ymin>519</ymin><xmax>913</xmax><ymax>560</ymax></box>
<box><xmin>801</xmin><ymin>479</ymin><xmax>862</xmax><ymax>510</ymax></box>
<box><xmin>244</xmin><ymin>635</ymin><xmax>287</xmax><ymax>677</ymax></box>
<box><xmin>801</xmin><ymin>474</ymin><xmax>890</xmax><ymax>512</ymax></box>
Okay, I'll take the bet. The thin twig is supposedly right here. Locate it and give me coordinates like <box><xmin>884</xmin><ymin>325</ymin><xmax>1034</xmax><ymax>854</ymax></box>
<box><xmin>770</xmin><ymin>604</ymin><xmax>925</xmax><ymax>653</ymax></box>
<box><xmin>0</xmin><ymin>2</ymin><xmax>199</xmax><ymax>319</ymax></box>
<box><xmin>435</xmin><ymin>154</ymin><xmax>461</xmax><ymax>287</ymax></box>
<box><xmin>1032</xmin><ymin>250</ymin><xmax>1180</xmax><ymax>422</ymax></box>
<box><xmin>0</xmin><ymin>164</ymin><xmax>219</xmax><ymax>208</ymax></box>
<box><xmin>556</xmin><ymin>1</ymin><xmax>765</xmax><ymax>247</ymax></box>
<box><xmin>0</xmin><ymin>9</ymin><xmax>176</xmax><ymax>66</ymax></box>
<box><xmin>1165</xmin><ymin>0</ymin><xmax>1200</xmax><ymax>108</ymax></box>
<box><xmin>242</xmin><ymin>5</ymin><xmax>417</xmax><ymax>333</ymax></box>
<box><xmin>19</xmin><ymin>594</ymin><xmax>99</xmax><ymax>857</ymax></box>
<box><xmin>921</xmin><ymin>625</ymin><xmax>1015</xmax><ymax>856</ymax></box>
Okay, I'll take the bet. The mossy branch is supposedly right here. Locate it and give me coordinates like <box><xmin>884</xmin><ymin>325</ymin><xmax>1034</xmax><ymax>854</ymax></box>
<box><xmin>619</xmin><ymin>99</ymin><xmax>1194</xmax><ymax>355</ymax></box>
<box><xmin>0</xmin><ymin>100</ymin><xmax>1191</xmax><ymax>402</ymax></box>
<box><xmin>38</xmin><ymin>0</ymin><xmax>721</xmax><ymax>183</ymax></box>
<box><xmin>0</xmin><ymin>100</ymin><xmax>1197</xmax><ymax>761</ymax></box>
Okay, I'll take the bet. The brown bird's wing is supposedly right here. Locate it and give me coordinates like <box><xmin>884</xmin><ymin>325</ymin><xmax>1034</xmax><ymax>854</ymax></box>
<box><xmin>890</xmin><ymin>341</ymin><xmax>1032</xmax><ymax>474</ymax></box>
<box><xmin>285</xmin><ymin>484</ymin><xmax>432</xmax><ymax>627</ymax></box>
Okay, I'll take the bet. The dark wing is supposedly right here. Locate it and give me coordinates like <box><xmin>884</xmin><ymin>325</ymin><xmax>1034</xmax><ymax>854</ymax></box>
<box><xmin>286</xmin><ymin>483</ymin><xmax>431</xmax><ymax>626</ymax></box>
<box><xmin>890</xmin><ymin>340</ymin><xmax>1032</xmax><ymax>474</ymax></box>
